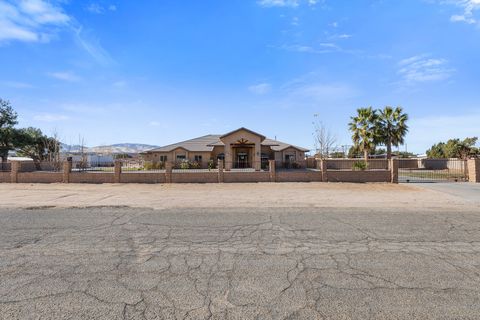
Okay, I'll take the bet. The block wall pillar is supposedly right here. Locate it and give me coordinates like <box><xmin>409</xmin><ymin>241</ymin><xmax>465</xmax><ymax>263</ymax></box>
<box><xmin>165</xmin><ymin>162</ymin><xmax>173</xmax><ymax>183</ymax></box>
<box><xmin>468</xmin><ymin>159</ymin><xmax>480</xmax><ymax>183</ymax></box>
<box><xmin>218</xmin><ymin>160</ymin><xmax>224</xmax><ymax>183</ymax></box>
<box><xmin>390</xmin><ymin>159</ymin><xmax>399</xmax><ymax>184</ymax></box>
<box><xmin>114</xmin><ymin>161</ymin><xmax>122</xmax><ymax>183</ymax></box>
<box><xmin>269</xmin><ymin>160</ymin><xmax>276</xmax><ymax>182</ymax></box>
<box><xmin>62</xmin><ymin>161</ymin><xmax>72</xmax><ymax>183</ymax></box>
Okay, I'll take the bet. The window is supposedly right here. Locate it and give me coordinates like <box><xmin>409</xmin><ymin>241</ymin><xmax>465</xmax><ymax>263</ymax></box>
<box><xmin>159</xmin><ymin>155</ymin><xmax>167</xmax><ymax>162</ymax></box>
<box><xmin>217</xmin><ymin>153</ymin><xmax>225</xmax><ymax>160</ymax></box>
<box><xmin>194</xmin><ymin>155</ymin><xmax>202</xmax><ymax>162</ymax></box>
<box><xmin>176</xmin><ymin>154</ymin><xmax>186</xmax><ymax>161</ymax></box>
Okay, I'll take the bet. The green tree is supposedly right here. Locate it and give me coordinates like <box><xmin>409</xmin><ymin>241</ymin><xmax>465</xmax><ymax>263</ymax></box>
<box><xmin>377</xmin><ymin>106</ymin><xmax>409</xmax><ymax>159</ymax></box>
<box><xmin>0</xmin><ymin>99</ymin><xmax>20</xmax><ymax>163</ymax></box>
<box><xmin>348</xmin><ymin>107</ymin><xmax>379</xmax><ymax>162</ymax></box>
<box><xmin>426</xmin><ymin>137</ymin><xmax>478</xmax><ymax>159</ymax></box>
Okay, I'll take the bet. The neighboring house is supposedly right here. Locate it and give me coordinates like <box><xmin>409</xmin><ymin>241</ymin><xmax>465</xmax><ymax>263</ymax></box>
<box><xmin>141</xmin><ymin>127</ymin><xmax>309</xmax><ymax>170</ymax></box>
<box><xmin>61</xmin><ymin>153</ymin><xmax>115</xmax><ymax>164</ymax></box>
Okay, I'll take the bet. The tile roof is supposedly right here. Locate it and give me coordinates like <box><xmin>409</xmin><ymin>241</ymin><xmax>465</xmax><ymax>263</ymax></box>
<box><xmin>144</xmin><ymin>135</ymin><xmax>221</xmax><ymax>153</ymax></box>
<box><xmin>143</xmin><ymin>129</ymin><xmax>310</xmax><ymax>153</ymax></box>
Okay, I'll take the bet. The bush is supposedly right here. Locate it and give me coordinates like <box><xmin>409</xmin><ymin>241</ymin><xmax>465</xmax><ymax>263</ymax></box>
<box><xmin>208</xmin><ymin>159</ymin><xmax>214</xmax><ymax>170</ymax></box>
<box><xmin>190</xmin><ymin>161</ymin><xmax>201</xmax><ymax>169</ymax></box>
<box><xmin>180</xmin><ymin>160</ymin><xmax>190</xmax><ymax>169</ymax></box>
<box><xmin>144</xmin><ymin>161</ymin><xmax>165</xmax><ymax>170</ymax></box>
<box><xmin>352</xmin><ymin>161</ymin><xmax>367</xmax><ymax>171</ymax></box>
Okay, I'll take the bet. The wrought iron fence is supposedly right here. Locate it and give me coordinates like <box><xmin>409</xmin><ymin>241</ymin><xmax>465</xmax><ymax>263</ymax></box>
<box><xmin>224</xmin><ymin>161</ymin><xmax>266</xmax><ymax>171</ymax></box>
<box><xmin>326</xmin><ymin>159</ymin><xmax>389</xmax><ymax>171</ymax></box>
<box><xmin>71</xmin><ymin>160</ymin><xmax>115</xmax><ymax>172</ymax></box>
<box><xmin>398</xmin><ymin>158</ymin><xmax>467</xmax><ymax>183</ymax></box>
<box><xmin>0</xmin><ymin>162</ymin><xmax>11</xmax><ymax>172</ymax></box>
<box><xmin>121</xmin><ymin>160</ymin><xmax>165</xmax><ymax>173</ymax></box>
<box><xmin>35</xmin><ymin>161</ymin><xmax>62</xmax><ymax>172</ymax></box>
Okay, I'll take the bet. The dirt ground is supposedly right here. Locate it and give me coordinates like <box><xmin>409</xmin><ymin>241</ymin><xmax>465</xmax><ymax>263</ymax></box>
<box><xmin>0</xmin><ymin>182</ymin><xmax>477</xmax><ymax>210</ymax></box>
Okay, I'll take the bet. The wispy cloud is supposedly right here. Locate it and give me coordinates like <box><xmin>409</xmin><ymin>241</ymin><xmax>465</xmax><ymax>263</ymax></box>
<box><xmin>257</xmin><ymin>0</ymin><xmax>318</xmax><ymax>8</ymax></box>
<box><xmin>33</xmin><ymin>113</ymin><xmax>70</xmax><ymax>122</ymax></box>
<box><xmin>112</xmin><ymin>80</ymin><xmax>127</xmax><ymax>88</ymax></box>
<box><xmin>0</xmin><ymin>0</ymin><xmax>69</xmax><ymax>43</ymax></box>
<box><xmin>73</xmin><ymin>26</ymin><xmax>114</xmax><ymax>65</ymax></box>
<box><xmin>1</xmin><ymin>81</ymin><xmax>33</xmax><ymax>88</ymax></box>
<box><xmin>148</xmin><ymin>121</ymin><xmax>161</xmax><ymax>127</ymax></box>
<box><xmin>47</xmin><ymin>71</ymin><xmax>81</xmax><ymax>82</ymax></box>
<box><xmin>434</xmin><ymin>0</ymin><xmax>480</xmax><ymax>25</ymax></box>
<box><xmin>248</xmin><ymin>83</ymin><xmax>272</xmax><ymax>94</ymax></box>
<box><xmin>86</xmin><ymin>2</ymin><xmax>117</xmax><ymax>14</ymax></box>
<box><xmin>397</xmin><ymin>55</ymin><xmax>455</xmax><ymax>84</ymax></box>
<box><xmin>0</xmin><ymin>1</ymin><xmax>113</xmax><ymax>65</ymax></box>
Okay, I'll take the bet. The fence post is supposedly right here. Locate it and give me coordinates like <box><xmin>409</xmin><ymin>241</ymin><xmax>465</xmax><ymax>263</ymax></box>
<box><xmin>165</xmin><ymin>162</ymin><xmax>173</xmax><ymax>183</ymax></box>
<box><xmin>390</xmin><ymin>158</ymin><xmax>399</xmax><ymax>184</ymax></box>
<box><xmin>114</xmin><ymin>160</ymin><xmax>122</xmax><ymax>183</ymax></box>
<box><xmin>62</xmin><ymin>160</ymin><xmax>72</xmax><ymax>183</ymax></box>
<box><xmin>320</xmin><ymin>159</ymin><xmax>328</xmax><ymax>182</ymax></box>
<box><xmin>218</xmin><ymin>160</ymin><xmax>224</xmax><ymax>183</ymax></box>
<box><xmin>10</xmin><ymin>161</ymin><xmax>20</xmax><ymax>183</ymax></box>
<box><xmin>468</xmin><ymin>159</ymin><xmax>480</xmax><ymax>183</ymax></box>
<box><xmin>269</xmin><ymin>160</ymin><xmax>276</xmax><ymax>182</ymax></box>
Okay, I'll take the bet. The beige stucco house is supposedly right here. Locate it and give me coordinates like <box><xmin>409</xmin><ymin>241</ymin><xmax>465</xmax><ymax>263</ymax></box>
<box><xmin>141</xmin><ymin>127</ymin><xmax>309</xmax><ymax>170</ymax></box>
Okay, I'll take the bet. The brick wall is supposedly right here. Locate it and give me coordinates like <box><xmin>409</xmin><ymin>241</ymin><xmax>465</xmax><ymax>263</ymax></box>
<box><xmin>69</xmin><ymin>172</ymin><xmax>115</xmax><ymax>184</ymax></box>
<box><xmin>224</xmin><ymin>171</ymin><xmax>270</xmax><ymax>183</ymax></box>
<box><xmin>17</xmin><ymin>172</ymin><xmax>63</xmax><ymax>183</ymax></box>
<box><xmin>327</xmin><ymin>170</ymin><xmax>391</xmax><ymax>183</ymax></box>
<box><xmin>276</xmin><ymin>171</ymin><xmax>322</xmax><ymax>182</ymax></box>
<box><xmin>121</xmin><ymin>172</ymin><xmax>166</xmax><ymax>184</ymax></box>
<box><xmin>172</xmin><ymin>172</ymin><xmax>218</xmax><ymax>183</ymax></box>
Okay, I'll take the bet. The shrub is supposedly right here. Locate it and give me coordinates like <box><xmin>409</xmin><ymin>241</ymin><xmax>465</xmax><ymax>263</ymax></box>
<box><xmin>190</xmin><ymin>161</ymin><xmax>201</xmax><ymax>169</ymax></box>
<box><xmin>208</xmin><ymin>159</ymin><xmax>214</xmax><ymax>170</ymax></box>
<box><xmin>180</xmin><ymin>160</ymin><xmax>190</xmax><ymax>169</ymax></box>
<box><xmin>144</xmin><ymin>161</ymin><xmax>165</xmax><ymax>170</ymax></box>
<box><xmin>352</xmin><ymin>161</ymin><xmax>368</xmax><ymax>171</ymax></box>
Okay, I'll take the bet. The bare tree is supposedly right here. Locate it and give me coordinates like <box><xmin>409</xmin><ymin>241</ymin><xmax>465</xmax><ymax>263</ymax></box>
<box><xmin>44</xmin><ymin>129</ymin><xmax>61</xmax><ymax>171</ymax></box>
<box><xmin>313</xmin><ymin>114</ymin><xmax>337</xmax><ymax>159</ymax></box>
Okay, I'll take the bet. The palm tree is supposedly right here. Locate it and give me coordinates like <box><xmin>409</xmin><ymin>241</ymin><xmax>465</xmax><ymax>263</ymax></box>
<box><xmin>349</xmin><ymin>107</ymin><xmax>379</xmax><ymax>163</ymax></box>
<box><xmin>377</xmin><ymin>106</ymin><xmax>409</xmax><ymax>159</ymax></box>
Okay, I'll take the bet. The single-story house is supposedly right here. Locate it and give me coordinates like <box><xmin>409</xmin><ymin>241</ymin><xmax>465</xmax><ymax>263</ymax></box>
<box><xmin>141</xmin><ymin>127</ymin><xmax>309</xmax><ymax>170</ymax></box>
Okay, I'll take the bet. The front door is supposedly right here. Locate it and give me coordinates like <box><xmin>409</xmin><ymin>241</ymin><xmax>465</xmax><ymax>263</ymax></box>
<box><xmin>236</xmin><ymin>152</ymin><xmax>249</xmax><ymax>168</ymax></box>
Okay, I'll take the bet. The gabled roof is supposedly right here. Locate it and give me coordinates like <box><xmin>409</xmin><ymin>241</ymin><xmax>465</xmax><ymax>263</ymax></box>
<box><xmin>263</xmin><ymin>138</ymin><xmax>310</xmax><ymax>152</ymax></box>
<box><xmin>143</xmin><ymin>135</ymin><xmax>221</xmax><ymax>153</ymax></box>
<box><xmin>143</xmin><ymin>128</ymin><xmax>310</xmax><ymax>153</ymax></box>
<box><xmin>220</xmin><ymin>127</ymin><xmax>266</xmax><ymax>141</ymax></box>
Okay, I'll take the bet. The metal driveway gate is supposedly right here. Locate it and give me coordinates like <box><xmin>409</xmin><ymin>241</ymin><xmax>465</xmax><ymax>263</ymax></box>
<box><xmin>398</xmin><ymin>158</ymin><xmax>467</xmax><ymax>183</ymax></box>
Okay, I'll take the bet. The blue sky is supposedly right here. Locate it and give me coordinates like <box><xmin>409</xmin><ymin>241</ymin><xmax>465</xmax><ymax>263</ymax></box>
<box><xmin>1</xmin><ymin>0</ymin><xmax>479</xmax><ymax>153</ymax></box>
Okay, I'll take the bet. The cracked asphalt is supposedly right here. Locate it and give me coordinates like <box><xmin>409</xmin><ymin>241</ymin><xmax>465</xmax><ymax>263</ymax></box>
<box><xmin>1</xmin><ymin>205</ymin><xmax>480</xmax><ymax>319</ymax></box>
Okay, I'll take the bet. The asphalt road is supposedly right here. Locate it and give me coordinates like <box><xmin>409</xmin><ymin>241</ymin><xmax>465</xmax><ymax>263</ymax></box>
<box><xmin>1</xmin><ymin>206</ymin><xmax>480</xmax><ymax>319</ymax></box>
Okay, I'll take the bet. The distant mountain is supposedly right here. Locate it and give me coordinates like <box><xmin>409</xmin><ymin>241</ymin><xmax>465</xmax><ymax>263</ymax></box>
<box><xmin>61</xmin><ymin>143</ymin><xmax>159</xmax><ymax>154</ymax></box>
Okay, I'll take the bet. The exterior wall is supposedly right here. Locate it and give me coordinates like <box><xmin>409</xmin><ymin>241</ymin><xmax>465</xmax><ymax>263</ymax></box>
<box><xmin>211</xmin><ymin>146</ymin><xmax>224</xmax><ymax>162</ymax></box>
<box><xmin>223</xmin><ymin>171</ymin><xmax>270</xmax><ymax>183</ymax></box>
<box><xmin>69</xmin><ymin>172</ymin><xmax>115</xmax><ymax>183</ymax></box>
<box><xmin>144</xmin><ymin>150</ymin><xmax>213</xmax><ymax>169</ymax></box>
<box><xmin>275</xmin><ymin>148</ymin><xmax>306</xmax><ymax>168</ymax></box>
<box><xmin>121</xmin><ymin>172</ymin><xmax>166</xmax><ymax>183</ymax></box>
<box><xmin>17</xmin><ymin>172</ymin><xmax>63</xmax><ymax>183</ymax></box>
<box><xmin>276</xmin><ymin>171</ymin><xmax>322</xmax><ymax>182</ymax></box>
<box><xmin>327</xmin><ymin>170</ymin><xmax>391</xmax><ymax>183</ymax></box>
<box><xmin>221</xmin><ymin>129</ymin><xmax>263</xmax><ymax>171</ymax></box>
<box><xmin>172</xmin><ymin>172</ymin><xmax>218</xmax><ymax>183</ymax></box>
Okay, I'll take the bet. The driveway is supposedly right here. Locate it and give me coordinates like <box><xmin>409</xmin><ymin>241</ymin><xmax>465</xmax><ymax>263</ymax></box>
<box><xmin>413</xmin><ymin>182</ymin><xmax>480</xmax><ymax>204</ymax></box>
<box><xmin>1</xmin><ymin>206</ymin><xmax>480</xmax><ymax>319</ymax></box>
